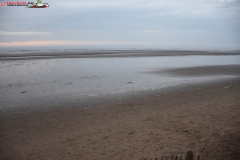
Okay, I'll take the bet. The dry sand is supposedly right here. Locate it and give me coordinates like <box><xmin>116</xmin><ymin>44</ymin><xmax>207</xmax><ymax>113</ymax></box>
<box><xmin>0</xmin><ymin>77</ymin><xmax>239</xmax><ymax>160</ymax></box>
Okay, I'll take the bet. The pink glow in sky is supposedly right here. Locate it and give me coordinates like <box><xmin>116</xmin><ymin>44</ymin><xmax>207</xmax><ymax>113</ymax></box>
<box><xmin>0</xmin><ymin>40</ymin><xmax>134</xmax><ymax>47</ymax></box>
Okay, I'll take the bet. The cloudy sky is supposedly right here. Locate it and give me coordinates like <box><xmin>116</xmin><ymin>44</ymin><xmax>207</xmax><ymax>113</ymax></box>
<box><xmin>0</xmin><ymin>0</ymin><xmax>239</xmax><ymax>50</ymax></box>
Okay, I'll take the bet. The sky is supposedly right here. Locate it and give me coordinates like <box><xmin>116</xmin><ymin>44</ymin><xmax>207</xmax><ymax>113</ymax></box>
<box><xmin>0</xmin><ymin>0</ymin><xmax>240</xmax><ymax>50</ymax></box>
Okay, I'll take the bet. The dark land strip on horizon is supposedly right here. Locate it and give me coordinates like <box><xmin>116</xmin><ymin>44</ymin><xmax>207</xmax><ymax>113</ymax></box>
<box><xmin>0</xmin><ymin>50</ymin><xmax>240</xmax><ymax>60</ymax></box>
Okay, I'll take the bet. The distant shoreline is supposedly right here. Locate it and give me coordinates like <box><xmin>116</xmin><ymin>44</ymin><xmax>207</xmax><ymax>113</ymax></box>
<box><xmin>0</xmin><ymin>50</ymin><xmax>240</xmax><ymax>60</ymax></box>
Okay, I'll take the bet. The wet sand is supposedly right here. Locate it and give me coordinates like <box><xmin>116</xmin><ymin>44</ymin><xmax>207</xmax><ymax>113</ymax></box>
<box><xmin>0</xmin><ymin>78</ymin><xmax>240</xmax><ymax>159</ymax></box>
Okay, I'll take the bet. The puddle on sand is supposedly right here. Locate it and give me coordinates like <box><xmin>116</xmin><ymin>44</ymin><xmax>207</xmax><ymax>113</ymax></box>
<box><xmin>0</xmin><ymin>55</ymin><xmax>239</xmax><ymax>108</ymax></box>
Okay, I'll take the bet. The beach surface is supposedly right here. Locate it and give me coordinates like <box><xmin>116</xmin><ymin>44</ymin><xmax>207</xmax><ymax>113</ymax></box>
<box><xmin>0</xmin><ymin>51</ymin><xmax>239</xmax><ymax>160</ymax></box>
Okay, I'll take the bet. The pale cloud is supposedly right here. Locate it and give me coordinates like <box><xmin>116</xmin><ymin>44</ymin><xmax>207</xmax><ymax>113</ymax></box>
<box><xmin>0</xmin><ymin>40</ymin><xmax>136</xmax><ymax>47</ymax></box>
<box><xmin>0</xmin><ymin>31</ymin><xmax>50</xmax><ymax>35</ymax></box>
<box><xmin>213</xmin><ymin>0</ymin><xmax>237</xmax><ymax>2</ymax></box>
<box><xmin>54</xmin><ymin>0</ymin><xmax>233</xmax><ymax>15</ymax></box>
<box><xmin>140</xmin><ymin>30</ymin><xmax>164</xmax><ymax>33</ymax></box>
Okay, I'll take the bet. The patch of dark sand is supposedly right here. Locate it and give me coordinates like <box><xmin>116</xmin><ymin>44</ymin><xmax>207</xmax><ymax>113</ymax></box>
<box><xmin>146</xmin><ymin>65</ymin><xmax>240</xmax><ymax>77</ymax></box>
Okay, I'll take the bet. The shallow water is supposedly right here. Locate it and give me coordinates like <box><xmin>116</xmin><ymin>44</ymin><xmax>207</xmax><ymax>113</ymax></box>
<box><xmin>0</xmin><ymin>55</ymin><xmax>239</xmax><ymax>109</ymax></box>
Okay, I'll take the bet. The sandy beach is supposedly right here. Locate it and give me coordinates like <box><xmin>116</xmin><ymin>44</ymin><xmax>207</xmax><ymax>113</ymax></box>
<box><xmin>0</xmin><ymin>51</ymin><xmax>240</xmax><ymax>160</ymax></box>
<box><xmin>1</xmin><ymin>0</ymin><xmax>240</xmax><ymax>158</ymax></box>
<box><xmin>0</xmin><ymin>78</ymin><xmax>239</xmax><ymax>160</ymax></box>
